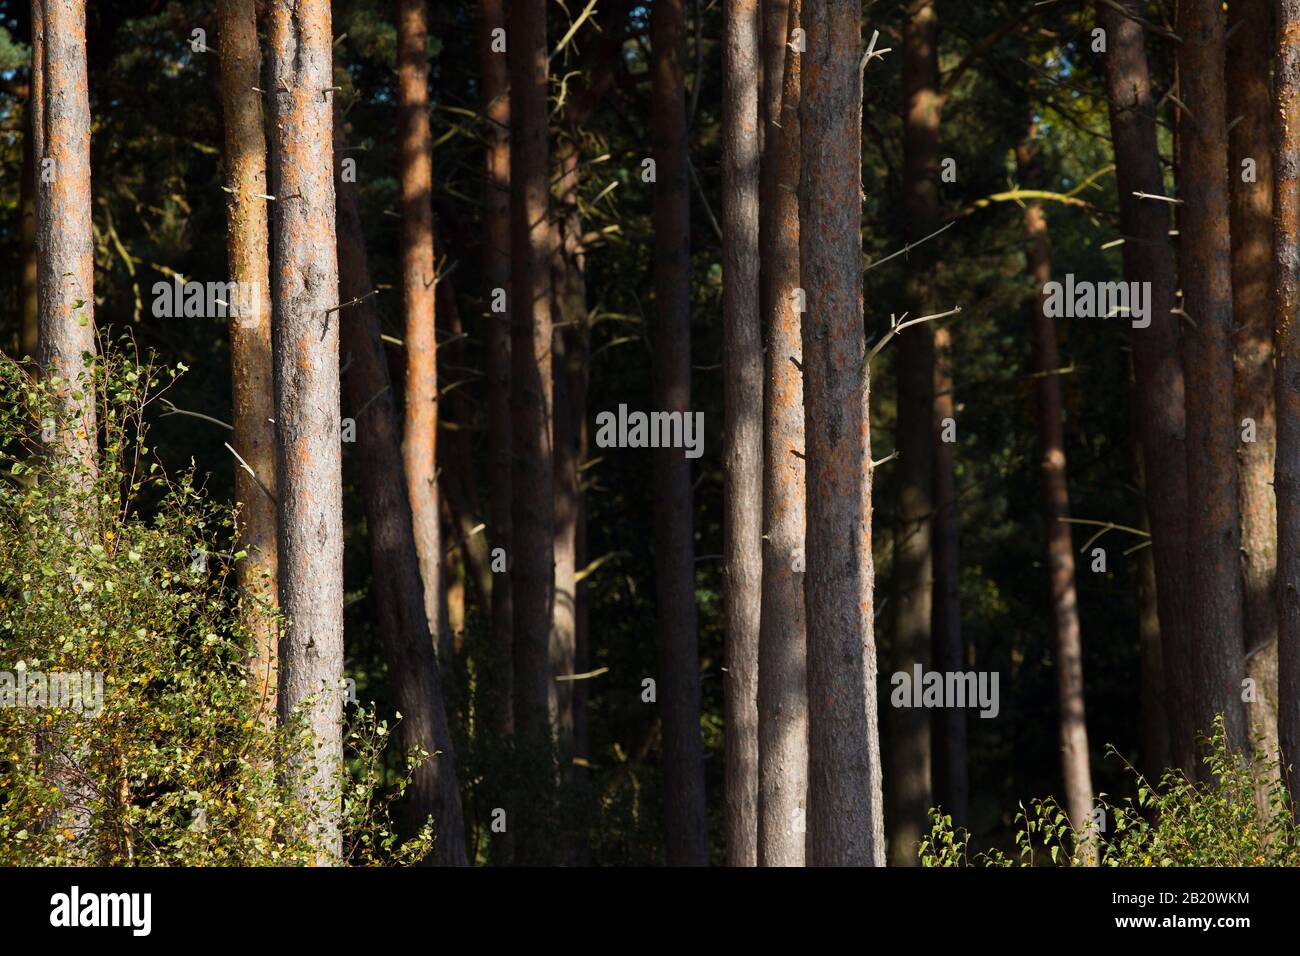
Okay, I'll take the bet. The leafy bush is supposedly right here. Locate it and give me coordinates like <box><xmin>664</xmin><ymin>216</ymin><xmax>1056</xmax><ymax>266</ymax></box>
<box><xmin>0</xmin><ymin>344</ymin><xmax>429</xmax><ymax>865</ymax></box>
<box><xmin>919</xmin><ymin>717</ymin><xmax>1300</xmax><ymax>867</ymax></box>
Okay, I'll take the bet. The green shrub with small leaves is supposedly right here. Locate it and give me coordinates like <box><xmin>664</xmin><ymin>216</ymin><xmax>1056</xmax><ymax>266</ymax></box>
<box><xmin>919</xmin><ymin>717</ymin><xmax>1300</xmax><ymax>867</ymax></box>
<box><xmin>0</xmin><ymin>344</ymin><xmax>430</xmax><ymax>865</ymax></box>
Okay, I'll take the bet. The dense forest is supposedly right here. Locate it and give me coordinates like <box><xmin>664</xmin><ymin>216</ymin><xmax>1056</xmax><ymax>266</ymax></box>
<box><xmin>1</xmin><ymin>0</ymin><xmax>1299</xmax><ymax>870</ymax></box>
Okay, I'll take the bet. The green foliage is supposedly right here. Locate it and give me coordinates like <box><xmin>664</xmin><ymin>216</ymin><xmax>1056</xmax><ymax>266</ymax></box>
<box><xmin>919</xmin><ymin>718</ymin><xmax>1300</xmax><ymax>867</ymax></box>
<box><xmin>0</xmin><ymin>346</ymin><xmax>430</xmax><ymax>865</ymax></box>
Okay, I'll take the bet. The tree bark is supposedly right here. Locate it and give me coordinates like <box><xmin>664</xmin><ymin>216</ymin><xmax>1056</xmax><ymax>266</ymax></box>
<box><xmin>397</xmin><ymin>0</ymin><xmax>444</xmax><ymax>655</ymax></box>
<box><xmin>216</xmin><ymin>0</ymin><xmax>279</xmax><ymax>724</ymax></box>
<box><xmin>800</xmin><ymin>0</ymin><xmax>885</xmax><ymax>866</ymax></box>
<box><xmin>1018</xmin><ymin>132</ymin><xmax>1094</xmax><ymax>855</ymax></box>
<box><xmin>1175</xmin><ymin>0</ymin><xmax>1248</xmax><ymax>754</ymax></box>
<box><xmin>1273</xmin><ymin>0</ymin><xmax>1300</xmax><ymax>810</ymax></box>
<box><xmin>652</xmin><ymin>0</ymin><xmax>709</xmax><ymax>866</ymax></box>
<box><xmin>267</xmin><ymin>0</ymin><xmax>343</xmax><ymax>862</ymax></box>
<box><xmin>721</xmin><ymin>0</ymin><xmax>762</xmax><ymax>868</ymax></box>
<box><xmin>1131</xmin><ymin>417</ymin><xmax>1172</xmax><ymax>779</ymax></box>
<box><xmin>1227</xmin><ymin>0</ymin><xmax>1280</xmax><ymax>779</ymax></box>
<box><xmin>757</xmin><ymin>0</ymin><xmax>806</xmax><ymax>869</ymax></box>
<box><xmin>334</xmin><ymin>124</ymin><xmax>469</xmax><ymax>865</ymax></box>
<box><xmin>20</xmin><ymin>85</ymin><xmax>38</xmax><ymax>363</ymax></box>
<box><xmin>931</xmin><ymin>321</ymin><xmax>968</xmax><ymax>822</ymax></box>
<box><xmin>887</xmin><ymin>0</ymin><xmax>939</xmax><ymax>866</ymax></box>
<box><xmin>480</xmin><ymin>0</ymin><xmax>514</xmax><ymax>740</ymax></box>
<box><xmin>1097</xmin><ymin>0</ymin><xmax>1196</xmax><ymax>775</ymax></box>
<box><xmin>509</xmin><ymin>0</ymin><xmax>558</xmax><ymax>863</ymax></box>
<box><xmin>33</xmin><ymin>0</ymin><xmax>96</xmax><ymax>480</ymax></box>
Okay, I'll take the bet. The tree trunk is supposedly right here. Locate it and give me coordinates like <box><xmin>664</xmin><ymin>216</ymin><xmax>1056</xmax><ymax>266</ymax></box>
<box><xmin>1175</xmin><ymin>0</ymin><xmax>1248</xmax><ymax>754</ymax></box>
<box><xmin>1018</xmin><ymin>132</ymin><xmax>1095</xmax><ymax>856</ymax></box>
<box><xmin>267</xmin><ymin>0</ymin><xmax>343</xmax><ymax>862</ymax></box>
<box><xmin>31</xmin><ymin>0</ymin><xmax>97</xmax><ymax>853</ymax></box>
<box><xmin>481</xmin><ymin>0</ymin><xmax>514</xmax><ymax>741</ymax></box>
<box><xmin>721</xmin><ymin>0</ymin><xmax>762</xmax><ymax>868</ymax></box>
<box><xmin>1131</xmin><ymin>419</ymin><xmax>1172</xmax><ymax>779</ymax></box>
<box><xmin>1227</xmin><ymin>0</ymin><xmax>1280</xmax><ymax>781</ymax></box>
<box><xmin>20</xmin><ymin>86</ymin><xmax>38</xmax><ymax>363</ymax></box>
<box><xmin>887</xmin><ymin>0</ymin><xmax>939</xmax><ymax>866</ymax></box>
<box><xmin>1273</xmin><ymin>0</ymin><xmax>1300</xmax><ymax>810</ymax></box>
<box><xmin>33</xmin><ymin>0</ymin><xmax>96</xmax><ymax>479</ymax></box>
<box><xmin>757</xmin><ymin>0</ymin><xmax>806</xmax><ymax>869</ymax></box>
<box><xmin>509</xmin><ymin>0</ymin><xmax>558</xmax><ymax>863</ymax></box>
<box><xmin>931</xmin><ymin>321</ymin><xmax>968</xmax><ymax>822</ymax></box>
<box><xmin>652</xmin><ymin>0</ymin><xmax>709</xmax><ymax>866</ymax></box>
<box><xmin>1097</xmin><ymin>0</ymin><xmax>1196</xmax><ymax>775</ymax></box>
<box><xmin>800</xmin><ymin>0</ymin><xmax>885</xmax><ymax>866</ymax></box>
<box><xmin>216</xmin><ymin>0</ymin><xmax>279</xmax><ymax>724</ymax></box>
<box><xmin>397</xmin><ymin>0</ymin><xmax>444</xmax><ymax>655</ymax></box>
<box><xmin>334</xmin><ymin>124</ymin><xmax>469</xmax><ymax>865</ymax></box>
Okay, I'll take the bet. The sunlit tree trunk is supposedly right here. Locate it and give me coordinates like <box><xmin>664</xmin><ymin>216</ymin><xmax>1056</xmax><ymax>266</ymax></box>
<box><xmin>757</xmin><ymin>0</ymin><xmax>806</xmax><ymax>869</ymax></box>
<box><xmin>267</xmin><ymin>0</ymin><xmax>343</xmax><ymax>862</ymax></box>
<box><xmin>800</xmin><ymin>0</ymin><xmax>885</xmax><ymax>866</ymax></box>
<box><xmin>216</xmin><ymin>0</ymin><xmax>279</xmax><ymax>723</ymax></box>
<box><xmin>722</xmin><ymin>0</ymin><xmax>762</xmax><ymax>868</ymax></box>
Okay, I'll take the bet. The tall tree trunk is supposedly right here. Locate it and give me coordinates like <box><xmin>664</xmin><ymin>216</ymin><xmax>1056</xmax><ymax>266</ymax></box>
<box><xmin>33</xmin><ymin>0</ymin><xmax>96</xmax><ymax>478</ymax></box>
<box><xmin>721</xmin><ymin>0</ymin><xmax>762</xmax><ymax>868</ymax></box>
<box><xmin>1175</xmin><ymin>0</ymin><xmax>1248</xmax><ymax>755</ymax></box>
<box><xmin>31</xmin><ymin>0</ymin><xmax>97</xmax><ymax>853</ymax></box>
<box><xmin>652</xmin><ymin>0</ymin><xmax>709</xmax><ymax>866</ymax></box>
<box><xmin>887</xmin><ymin>0</ymin><xmax>939</xmax><ymax>866</ymax></box>
<box><xmin>267</xmin><ymin>0</ymin><xmax>343</xmax><ymax>862</ymax></box>
<box><xmin>757</xmin><ymin>0</ymin><xmax>806</xmax><ymax>868</ymax></box>
<box><xmin>552</xmin><ymin>316</ymin><xmax>577</xmax><ymax>777</ymax></box>
<box><xmin>334</xmin><ymin>125</ymin><xmax>469</xmax><ymax>866</ymax></box>
<box><xmin>931</xmin><ymin>321</ymin><xmax>968</xmax><ymax>822</ymax></box>
<box><xmin>1097</xmin><ymin>0</ymin><xmax>1196</xmax><ymax>775</ymax></box>
<box><xmin>480</xmin><ymin>0</ymin><xmax>514</xmax><ymax>741</ymax></box>
<box><xmin>1227</xmin><ymin>0</ymin><xmax>1280</xmax><ymax>782</ymax></box>
<box><xmin>509</xmin><ymin>0</ymin><xmax>558</xmax><ymax>863</ymax></box>
<box><xmin>216</xmin><ymin>0</ymin><xmax>279</xmax><ymax>723</ymax></box>
<box><xmin>20</xmin><ymin>86</ymin><xmax>38</xmax><ymax>363</ymax></box>
<box><xmin>1018</xmin><ymin>132</ymin><xmax>1095</xmax><ymax>856</ymax></box>
<box><xmin>800</xmin><ymin>0</ymin><xmax>885</xmax><ymax>866</ymax></box>
<box><xmin>1131</xmin><ymin>418</ymin><xmax>1172</xmax><ymax>779</ymax></box>
<box><xmin>1273</xmin><ymin>0</ymin><xmax>1300</xmax><ymax>810</ymax></box>
<box><xmin>397</xmin><ymin>0</ymin><xmax>444</xmax><ymax>654</ymax></box>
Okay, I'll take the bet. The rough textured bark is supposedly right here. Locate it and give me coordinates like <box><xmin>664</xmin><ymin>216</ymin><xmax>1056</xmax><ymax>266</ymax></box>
<box><xmin>481</xmin><ymin>0</ymin><xmax>513</xmax><ymax>739</ymax></box>
<box><xmin>931</xmin><ymin>321</ymin><xmax>968</xmax><ymax>822</ymax></box>
<box><xmin>20</xmin><ymin>86</ymin><xmax>38</xmax><ymax>363</ymax></box>
<box><xmin>1018</xmin><ymin>132</ymin><xmax>1094</xmax><ymax>851</ymax></box>
<box><xmin>397</xmin><ymin>0</ymin><xmax>444</xmax><ymax>651</ymax></box>
<box><xmin>1274</xmin><ymin>0</ymin><xmax>1300</xmax><ymax>809</ymax></box>
<box><xmin>800</xmin><ymin>0</ymin><xmax>885</xmax><ymax>866</ymax></box>
<box><xmin>652</xmin><ymin>0</ymin><xmax>709</xmax><ymax>866</ymax></box>
<box><xmin>1227</xmin><ymin>0</ymin><xmax>1280</xmax><ymax>776</ymax></box>
<box><xmin>217</xmin><ymin>0</ymin><xmax>279</xmax><ymax>723</ymax></box>
<box><xmin>1097</xmin><ymin>0</ymin><xmax>1196</xmax><ymax>775</ymax></box>
<box><xmin>334</xmin><ymin>130</ymin><xmax>469</xmax><ymax>865</ymax></box>
<box><xmin>552</xmin><ymin>314</ymin><xmax>578</xmax><ymax>775</ymax></box>
<box><xmin>1175</xmin><ymin>0</ymin><xmax>1248</xmax><ymax>754</ymax></box>
<box><xmin>268</xmin><ymin>0</ymin><xmax>343</xmax><ymax>862</ymax></box>
<box><xmin>887</xmin><ymin>0</ymin><xmax>938</xmax><ymax>866</ymax></box>
<box><xmin>509</xmin><ymin>0</ymin><xmax>558</xmax><ymax>862</ymax></box>
<box><xmin>33</xmin><ymin>0</ymin><xmax>96</xmax><ymax>478</ymax></box>
<box><xmin>721</xmin><ymin>0</ymin><xmax>762</xmax><ymax>869</ymax></box>
<box><xmin>757</xmin><ymin>0</ymin><xmax>806</xmax><ymax>869</ymax></box>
